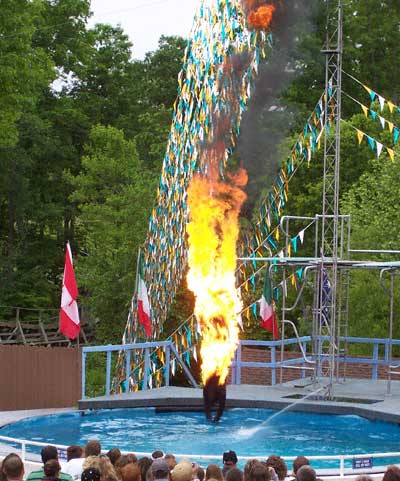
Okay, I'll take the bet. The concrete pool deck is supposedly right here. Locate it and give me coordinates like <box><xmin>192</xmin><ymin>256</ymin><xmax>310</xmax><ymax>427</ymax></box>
<box><xmin>77</xmin><ymin>378</ymin><xmax>400</xmax><ymax>423</ymax></box>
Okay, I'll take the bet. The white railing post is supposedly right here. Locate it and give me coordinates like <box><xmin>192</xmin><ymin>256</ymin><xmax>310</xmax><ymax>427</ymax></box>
<box><xmin>21</xmin><ymin>440</ymin><xmax>26</xmax><ymax>462</ymax></box>
<box><xmin>339</xmin><ymin>455</ymin><xmax>344</xmax><ymax>477</ymax></box>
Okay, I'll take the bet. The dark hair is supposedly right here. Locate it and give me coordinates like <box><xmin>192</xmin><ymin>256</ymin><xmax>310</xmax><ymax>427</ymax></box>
<box><xmin>296</xmin><ymin>466</ymin><xmax>316</xmax><ymax>481</ymax></box>
<box><xmin>165</xmin><ymin>454</ymin><xmax>177</xmax><ymax>470</ymax></box>
<box><xmin>137</xmin><ymin>457</ymin><xmax>153</xmax><ymax>481</ymax></box>
<box><xmin>266</xmin><ymin>456</ymin><xmax>287</xmax><ymax>481</ymax></box>
<box><xmin>44</xmin><ymin>460</ymin><xmax>61</xmax><ymax>478</ymax></box>
<box><xmin>196</xmin><ymin>467</ymin><xmax>205</xmax><ymax>481</ymax></box>
<box><xmin>383</xmin><ymin>466</ymin><xmax>400</xmax><ymax>481</ymax></box>
<box><xmin>226</xmin><ymin>468</ymin><xmax>243</xmax><ymax>481</ymax></box>
<box><xmin>246</xmin><ymin>463</ymin><xmax>270</xmax><ymax>481</ymax></box>
<box><xmin>67</xmin><ymin>446</ymin><xmax>83</xmax><ymax>462</ymax></box>
<box><xmin>223</xmin><ymin>451</ymin><xmax>238</xmax><ymax>464</ymax></box>
<box><xmin>2</xmin><ymin>454</ymin><xmax>24</xmax><ymax>479</ymax></box>
<box><xmin>205</xmin><ymin>464</ymin><xmax>224</xmax><ymax>481</ymax></box>
<box><xmin>85</xmin><ymin>440</ymin><xmax>101</xmax><ymax>457</ymax></box>
<box><xmin>120</xmin><ymin>464</ymin><xmax>141</xmax><ymax>481</ymax></box>
<box><xmin>292</xmin><ymin>457</ymin><xmax>310</xmax><ymax>476</ymax></box>
<box><xmin>152</xmin><ymin>450</ymin><xmax>164</xmax><ymax>460</ymax></box>
<box><xmin>41</xmin><ymin>446</ymin><xmax>59</xmax><ymax>464</ymax></box>
<box><xmin>106</xmin><ymin>448</ymin><xmax>122</xmax><ymax>466</ymax></box>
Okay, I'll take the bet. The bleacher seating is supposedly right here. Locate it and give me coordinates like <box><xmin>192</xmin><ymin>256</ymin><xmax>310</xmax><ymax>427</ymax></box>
<box><xmin>0</xmin><ymin>308</ymin><xmax>94</xmax><ymax>346</ymax></box>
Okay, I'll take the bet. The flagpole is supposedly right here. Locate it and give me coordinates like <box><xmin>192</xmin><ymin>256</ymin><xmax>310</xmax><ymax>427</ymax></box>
<box><xmin>134</xmin><ymin>246</ymin><xmax>142</xmax><ymax>299</ymax></box>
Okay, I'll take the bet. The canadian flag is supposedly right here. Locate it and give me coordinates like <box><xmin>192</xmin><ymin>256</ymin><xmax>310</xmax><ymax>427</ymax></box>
<box><xmin>137</xmin><ymin>257</ymin><xmax>152</xmax><ymax>337</ymax></box>
<box><xmin>60</xmin><ymin>242</ymin><xmax>80</xmax><ymax>340</ymax></box>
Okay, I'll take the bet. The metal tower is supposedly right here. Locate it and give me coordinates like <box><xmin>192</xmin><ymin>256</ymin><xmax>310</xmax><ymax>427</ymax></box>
<box><xmin>316</xmin><ymin>0</ymin><xmax>344</xmax><ymax>396</ymax></box>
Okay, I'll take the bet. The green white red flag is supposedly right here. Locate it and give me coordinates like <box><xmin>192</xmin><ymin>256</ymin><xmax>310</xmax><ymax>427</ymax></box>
<box><xmin>259</xmin><ymin>266</ymin><xmax>279</xmax><ymax>340</ymax></box>
<box><xmin>60</xmin><ymin>241</ymin><xmax>80</xmax><ymax>340</ymax></box>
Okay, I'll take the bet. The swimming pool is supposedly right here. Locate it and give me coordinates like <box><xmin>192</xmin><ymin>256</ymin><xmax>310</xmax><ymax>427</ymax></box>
<box><xmin>2</xmin><ymin>408</ymin><xmax>400</xmax><ymax>469</ymax></box>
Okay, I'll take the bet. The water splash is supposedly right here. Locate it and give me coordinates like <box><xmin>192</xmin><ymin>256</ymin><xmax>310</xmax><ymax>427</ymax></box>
<box><xmin>236</xmin><ymin>386</ymin><xmax>326</xmax><ymax>438</ymax></box>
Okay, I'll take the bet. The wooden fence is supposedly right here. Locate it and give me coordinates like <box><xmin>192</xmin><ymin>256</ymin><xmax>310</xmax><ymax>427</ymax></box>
<box><xmin>0</xmin><ymin>307</ymin><xmax>93</xmax><ymax>346</ymax></box>
<box><xmin>0</xmin><ymin>345</ymin><xmax>81</xmax><ymax>410</ymax></box>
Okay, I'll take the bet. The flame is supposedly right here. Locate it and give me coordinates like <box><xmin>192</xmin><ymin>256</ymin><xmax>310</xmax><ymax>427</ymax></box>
<box><xmin>248</xmin><ymin>4</ymin><xmax>276</xmax><ymax>29</ymax></box>
<box><xmin>242</xmin><ymin>1</ymin><xmax>276</xmax><ymax>30</ymax></box>
<box><xmin>187</xmin><ymin>161</ymin><xmax>247</xmax><ymax>386</ymax></box>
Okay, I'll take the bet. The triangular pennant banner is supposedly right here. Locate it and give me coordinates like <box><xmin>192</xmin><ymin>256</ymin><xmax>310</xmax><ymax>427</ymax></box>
<box><xmin>376</xmin><ymin>141</ymin><xmax>383</xmax><ymax>158</ymax></box>
<box><xmin>357</xmin><ymin>129</ymin><xmax>364</xmax><ymax>145</ymax></box>
<box><xmin>387</xmin><ymin>148</ymin><xmax>395</xmax><ymax>161</ymax></box>
<box><xmin>367</xmin><ymin>136</ymin><xmax>375</xmax><ymax>151</ymax></box>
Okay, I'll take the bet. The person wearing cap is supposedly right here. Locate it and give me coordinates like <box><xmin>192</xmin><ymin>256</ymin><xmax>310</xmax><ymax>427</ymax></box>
<box><xmin>222</xmin><ymin>451</ymin><xmax>238</xmax><ymax>477</ymax></box>
<box><xmin>171</xmin><ymin>461</ymin><xmax>193</xmax><ymax>481</ymax></box>
<box><xmin>81</xmin><ymin>468</ymin><xmax>101</xmax><ymax>481</ymax></box>
<box><xmin>151</xmin><ymin>459</ymin><xmax>170</xmax><ymax>481</ymax></box>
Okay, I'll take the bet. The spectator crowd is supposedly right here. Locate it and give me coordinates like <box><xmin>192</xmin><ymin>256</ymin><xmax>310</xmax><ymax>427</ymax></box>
<box><xmin>1</xmin><ymin>441</ymin><xmax>400</xmax><ymax>481</ymax></box>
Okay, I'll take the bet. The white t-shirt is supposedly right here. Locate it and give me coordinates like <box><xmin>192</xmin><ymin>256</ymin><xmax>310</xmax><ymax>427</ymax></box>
<box><xmin>63</xmin><ymin>458</ymin><xmax>85</xmax><ymax>481</ymax></box>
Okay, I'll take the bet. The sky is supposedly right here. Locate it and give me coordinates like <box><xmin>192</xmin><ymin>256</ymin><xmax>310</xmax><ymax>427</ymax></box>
<box><xmin>89</xmin><ymin>0</ymin><xmax>201</xmax><ymax>60</ymax></box>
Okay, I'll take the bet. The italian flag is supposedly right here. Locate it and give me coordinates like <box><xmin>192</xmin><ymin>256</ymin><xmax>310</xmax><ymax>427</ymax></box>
<box><xmin>137</xmin><ymin>256</ymin><xmax>152</xmax><ymax>337</ymax></box>
<box><xmin>60</xmin><ymin>241</ymin><xmax>80</xmax><ymax>340</ymax></box>
<box><xmin>259</xmin><ymin>266</ymin><xmax>279</xmax><ymax>340</ymax></box>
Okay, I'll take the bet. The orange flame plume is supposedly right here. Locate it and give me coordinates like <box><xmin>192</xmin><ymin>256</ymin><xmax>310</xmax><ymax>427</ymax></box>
<box><xmin>187</xmin><ymin>160</ymin><xmax>247</xmax><ymax>386</ymax></box>
<box><xmin>242</xmin><ymin>1</ymin><xmax>276</xmax><ymax>30</ymax></box>
<box><xmin>248</xmin><ymin>5</ymin><xmax>276</xmax><ymax>29</ymax></box>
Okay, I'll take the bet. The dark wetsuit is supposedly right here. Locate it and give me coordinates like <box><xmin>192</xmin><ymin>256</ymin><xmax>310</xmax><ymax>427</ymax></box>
<box><xmin>203</xmin><ymin>373</ymin><xmax>226</xmax><ymax>422</ymax></box>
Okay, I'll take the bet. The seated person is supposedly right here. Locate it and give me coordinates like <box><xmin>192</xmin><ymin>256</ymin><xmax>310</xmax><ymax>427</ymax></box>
<box><xmin>27</xmin><ymin>446</ymin><xmax>73</xmax><ymax>481</ymax></box>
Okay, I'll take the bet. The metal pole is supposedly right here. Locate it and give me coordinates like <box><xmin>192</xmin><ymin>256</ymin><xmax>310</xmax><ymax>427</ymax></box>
<box><xmin>387</xmin><ymin>271</ymin><xmax>394</xmax><ymax>395</ymax></box>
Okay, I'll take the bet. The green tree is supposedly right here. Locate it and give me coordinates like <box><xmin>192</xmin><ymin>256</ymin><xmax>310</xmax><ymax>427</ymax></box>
<box><xmin>341</xmin><ymin>148</ymin><xmax>400</xmax><ymax>342</ymax></box>
<box><xmin>68</xmin><ymin>125</ymin><xmax>157</xmax><ymax>342</ymax></box>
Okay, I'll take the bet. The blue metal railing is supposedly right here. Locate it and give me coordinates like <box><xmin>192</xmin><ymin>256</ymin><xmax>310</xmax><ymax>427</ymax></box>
<box><xmin>81</xmin><ymin>336</ymin><xmax>400</xmax><ymax>399</ymax></box>
<box><xmin>81</xmin><ymin>340</ymin><xmax>197</xmax><ymax>399</ymax></box>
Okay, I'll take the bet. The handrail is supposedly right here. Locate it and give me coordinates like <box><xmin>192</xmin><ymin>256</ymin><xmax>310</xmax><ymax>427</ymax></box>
<box><xmin>81</xmin><ymin>336</ymin><xmax>400</xmax><ymax>396</ymax></box>
<box><xmin>282</xmin><ymin>320</ymin><xmax>315</xmax><ymax>365</ymax></box>
<box><xmin>1</xmin><ymin>434</ymin><xmax>400</xmax><ymax>477</ymax></box>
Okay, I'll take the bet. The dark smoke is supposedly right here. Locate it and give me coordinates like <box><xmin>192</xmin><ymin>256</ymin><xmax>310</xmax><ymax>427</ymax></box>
<box><xmin>238</xmin><ymin>0</ymin><xmax>319</xmax><ymax>217</ymax></box>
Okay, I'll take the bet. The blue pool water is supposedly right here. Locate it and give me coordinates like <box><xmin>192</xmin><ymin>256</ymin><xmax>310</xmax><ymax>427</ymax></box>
<box><xmin>2</xmin><ymin>408</ymin><xmax>400</xmax><ymax>468</ymax></box>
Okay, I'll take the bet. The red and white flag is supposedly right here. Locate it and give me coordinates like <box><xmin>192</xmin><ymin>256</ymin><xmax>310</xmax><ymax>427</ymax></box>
<box><xmin>60</xmin><ymin>241</ymin><xmax>80</xmax><ymax>340</ymax></box>
<box><xmin>137</xmin><ymin>257</ymin><xmax>152</xmax><ymax>337</ymax></box>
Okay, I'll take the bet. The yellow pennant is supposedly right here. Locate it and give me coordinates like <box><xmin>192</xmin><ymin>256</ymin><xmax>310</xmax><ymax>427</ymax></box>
<box><xmin>361</xmin><ymin>105</ymin><xmax>369</xmax><ymax>118</ymax></box>
<box><xmin>387</xmin><ymin>148</ymin><xmax>395</xmax><ymax>161</ymax></box>
<box><xmin>387</xmin><ymin>101</ymin><xmax>395</xmax><ymax>113</ymax></box>
<box><xmin>357</xmin><ymin>129</ymin><xmax>364</xmax><ymax>145</ymax></box>
<box><xmin>364</xmin><ymin>85</ymin><xmax>372</xmax><ymax>95</ymax></box>
<box><xmin>388</xmin><ymin>122</ymin><xmax>394</xmax><ymax>134</ymax></box>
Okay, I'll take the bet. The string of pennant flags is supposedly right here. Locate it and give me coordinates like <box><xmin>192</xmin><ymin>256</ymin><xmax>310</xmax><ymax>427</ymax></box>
<box><xmin>343</xmin><ymin>120</ymin><xmax>397</xmax><ymax>161</ymax></box>
<box><xmin>343</xmin><ymin>91</ymin><xmax>400</xmax><ymax>147</ymax></box>
<box><xmin>343</xmin><ymin>70</ymin><xmax>400</xmax><ymax>116</ymax></box>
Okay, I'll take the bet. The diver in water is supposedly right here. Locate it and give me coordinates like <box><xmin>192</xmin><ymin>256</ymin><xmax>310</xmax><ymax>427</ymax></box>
<box><xmin>203</xmin><ymin>373</ymin><xmax>227</xmax><ymax>422</ymax></box>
